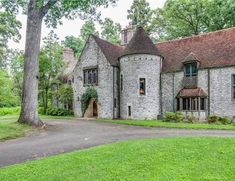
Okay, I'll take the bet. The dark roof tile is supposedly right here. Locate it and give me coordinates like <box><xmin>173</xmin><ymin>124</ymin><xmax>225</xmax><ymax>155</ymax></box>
<box><xmin>121</xmin><ymin>27</ymin><xmax>162</xmax><ymax>57</ymax></box>
<box><xmin>92</xmin><ymin>35</ymin><xmax>123</xmax><ymax>66</ymax></box>
<box><xmin>157</xmin><ymin>27</ymin><xmax>235</xmax><ymax>72</ymax></box>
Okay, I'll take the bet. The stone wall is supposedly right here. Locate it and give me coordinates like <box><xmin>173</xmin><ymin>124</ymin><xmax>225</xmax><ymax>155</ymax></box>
<box><xmin>161</xmin><ymin>66</ymin><xmax>235</xmax><ymax>119</ymax></box>
<box><xmin>209</xmin><ymin>67</ymin><xmax>235</xmax><ymax>118</ymax></box>
<box><xmin>119</xmin><ymin>54</ymin><xmax>161</xmax><ymax>119</ymax></box>
<box><xmin>73</xmin><ymin>36</ymin><xmax>114</xmax><ymax>118</ymax></box>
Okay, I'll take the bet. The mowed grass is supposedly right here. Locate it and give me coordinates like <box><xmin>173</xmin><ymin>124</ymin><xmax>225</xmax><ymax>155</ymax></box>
<box><xmin>0</xmin><ymin>114</ymin><xmax>75</xmax><ymax>121</ymax></box>
<box><xmin>0</xmin><ymin>122</ymin><xmax>31</xmax><ymax>141</ymax></box>
<box><xmin>98</xmin><ymin>119</ymin><xmax>235</xmax><ymax>130</ymax></box>
<box><xmin>0</xmin><ymin>137</ymin><xmax>234</xmax><ymax>180</ymax></box>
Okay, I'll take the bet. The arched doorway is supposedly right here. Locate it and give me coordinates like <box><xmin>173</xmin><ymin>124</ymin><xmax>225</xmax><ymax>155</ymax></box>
<box><xmin>84</xmin><ymin>98</ymin><xmax>98</xmax><ymax>118</ymax></box>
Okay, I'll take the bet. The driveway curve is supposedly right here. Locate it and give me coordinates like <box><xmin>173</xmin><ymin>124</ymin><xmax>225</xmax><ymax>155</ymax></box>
<box><xmin>1</xmin><ymin>119</ymin><xmax>235</xmax><ymax>167</ymax></box>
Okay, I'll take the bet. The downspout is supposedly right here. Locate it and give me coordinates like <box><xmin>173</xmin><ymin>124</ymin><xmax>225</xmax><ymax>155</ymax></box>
<box><xmin>112</xmin><ymin>66</ymin><xmax>115</xmax><ymax>119</ymax></box>
<box><xmin>207</xmin><ymin>69</ymin><xmax>211</xmax><ymax>116</ymax></box>
<box><xmin>160</xmin><ymin>73</ymin><xmax>162</xmax><ymax>118</ymax></box>
<box><xmin>172</xmin><ymin>73</ymin><xmax>175</xmax><ymax>112</ymax></box>
<box><xmin>117</xmin><ymin>66</ymin><xmax>121</xmax><ymax>118</ymax></box>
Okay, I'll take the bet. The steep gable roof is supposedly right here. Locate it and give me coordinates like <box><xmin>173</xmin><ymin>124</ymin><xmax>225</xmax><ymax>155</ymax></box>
<box><xmin>121</xmin><ymin>27</ymin><xmax>161</xmax><ymax>57</ymax></box>
<box><xmin>92</xmin><ymin>35</ymin><xmax>123</xmax><ymax>66</ymax></box>
<box><xmin>157</xmin><ymin>27</ymin><xmax>235</xmax><ymax>73</ymax></box>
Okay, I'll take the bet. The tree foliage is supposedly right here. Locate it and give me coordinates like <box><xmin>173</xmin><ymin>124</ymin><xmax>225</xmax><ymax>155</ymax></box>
<box><xmin>56</xmin><ymin>84</ymin><xmax>73</xmax><ymax>105</ymax></box>
<box><xmin>62</xmin><ymin>36</ymin><xmax>84</xmax><ymax>57</ymax></box>
<box><xmin>80</xmin><ymin>20</ymin><xmax>99</xmax><ymax>41</ymax></box>
<box><xmin>39</xmin><ymin>31</ymin><xmax>64</xmax><ymax>114</ymax></box>
<box><xmin>127</xmin><ymin>0</ymin><xmax>153</xmax><ymax>33</ymax></box>
<box><xmin>0</xmin><ymin>69</ymin><xmax>19</xmax><ymax>107</ymax></box>
<box><xmin>100</xmin><ymin>18</ymin><xmax>121</xmax><ymax>44</ymax></box>
<box><xmin>0</xmin><ymin>11</ymin><xmax>21</xmax><ymax>67</ymax></box>
<box><xmin>152</xmin><ymin>0</ymin><xmax>235</xmax><ymax>40</ymax></box>
<box><xmin>9</xmin><ymin>50</ymin><xmax>24</xmax><ymax>99</ymax></box>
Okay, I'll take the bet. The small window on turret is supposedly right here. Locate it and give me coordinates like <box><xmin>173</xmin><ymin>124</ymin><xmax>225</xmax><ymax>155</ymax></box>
<box><xmin>139</xmin><ymin>78</ymin><xmax>146</xmax><ymax>95</ymax></box>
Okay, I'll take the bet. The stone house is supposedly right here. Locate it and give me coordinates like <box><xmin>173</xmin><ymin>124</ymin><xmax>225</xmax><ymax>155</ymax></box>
<box><xmin>72</xmin><ymin>26</ymin><xmax>235</xmax><ymax>120</ymax></box>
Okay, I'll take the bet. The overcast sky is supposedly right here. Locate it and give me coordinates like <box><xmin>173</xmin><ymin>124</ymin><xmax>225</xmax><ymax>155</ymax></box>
<box><xmin>9</xmin><ymin>0</ymin><xmax>166</xmax><ymax>50</ymax></box>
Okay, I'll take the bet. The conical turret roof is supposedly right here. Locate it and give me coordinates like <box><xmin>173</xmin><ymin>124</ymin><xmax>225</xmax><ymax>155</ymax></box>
<box><xmin>121</xmin><ymin>27</ymin><xmax>162</xmax><ymax>57</ymax></box>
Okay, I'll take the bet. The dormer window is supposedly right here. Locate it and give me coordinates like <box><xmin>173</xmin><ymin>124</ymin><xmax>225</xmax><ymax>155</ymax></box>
<box><xmin>185</xmin><ymin>62</ymin><xmax>197</xmax><ymax>77</ymax></box>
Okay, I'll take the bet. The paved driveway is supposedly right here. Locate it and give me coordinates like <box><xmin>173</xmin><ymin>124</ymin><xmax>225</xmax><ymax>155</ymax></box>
<box><xmin>1</xmin><ymin>119</ymin><xmax>235</xmax><ymax>167</ymax></box>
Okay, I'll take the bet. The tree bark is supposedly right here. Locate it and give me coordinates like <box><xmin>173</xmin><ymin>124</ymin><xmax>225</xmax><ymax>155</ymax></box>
<box><xmin>18</xmin><ymin>0</ymin><xmax>44</xmax><ymax>127</ymax></box>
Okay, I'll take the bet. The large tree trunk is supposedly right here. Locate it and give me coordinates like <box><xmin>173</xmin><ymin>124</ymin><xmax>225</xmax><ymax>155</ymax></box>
<box><xmin>18</xmin><ymin>0</ymin><xmax>44</xmax><ymax>127</ymax></box>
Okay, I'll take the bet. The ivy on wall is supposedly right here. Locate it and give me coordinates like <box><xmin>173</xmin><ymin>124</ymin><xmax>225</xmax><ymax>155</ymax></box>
<box><xmin>81</xmin><ymin>87</ymin><xmax>98</xmax><ymax>116</ymax></box>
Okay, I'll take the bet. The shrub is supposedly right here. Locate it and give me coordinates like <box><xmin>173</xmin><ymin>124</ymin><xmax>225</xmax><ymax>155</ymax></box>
<box><xmin>165</xmin><ymin>112</ymin><xmax>176</xmax><ymax>122</ymax></box>
<box><xmin>0</xmin><ymin>107</ymin><xmax>20</xmax><ymax>116</ymax></box>
<box><xmin>208</xmin><ymin>115</ymin><xmax>232</xmax><ymax>125</ymax></box>
<box><xmin>175</xmin><ymin>112</ymin><xmax>184</xmax><ymax>122</ymax></box>
<box><xmin>208</xmin><ymin>115</ymin><xmax>220</xmax><ymax>124</ymax></box>
<box><xmin>46</xmin><ymin>108</ymin><xmax>74</xmax><ymax>116</ymax></box>
<box><xmin>38</xmin><ymin>107</ymin><xmax>46</xmax><ymax>115</ymax></box>
<box><xmin>165</xmin><ymin>112</ymin><xmax>184</xmax><ymax>122</ymax></box>
<box><xmin>219</xmin><ymin>117</ymin><xmax>232</xmax><ymax>125</ymax></box>
<box><xmin>184</xmin><ymin>115</ymin><xmax>198</xmax><ymax>123</ymax></box>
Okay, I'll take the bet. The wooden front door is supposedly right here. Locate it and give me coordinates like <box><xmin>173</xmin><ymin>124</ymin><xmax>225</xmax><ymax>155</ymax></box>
<box><xmin>93</xmin><ymin>101</ymin><xmax>98</xmax><ymax>117</ymax></box>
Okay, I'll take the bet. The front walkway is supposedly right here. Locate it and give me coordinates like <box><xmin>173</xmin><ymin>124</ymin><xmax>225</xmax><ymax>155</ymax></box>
<box><xmin>0</xmin><ymin>119</ymin><xmax>235</xmax><ymax>167</ymax></box>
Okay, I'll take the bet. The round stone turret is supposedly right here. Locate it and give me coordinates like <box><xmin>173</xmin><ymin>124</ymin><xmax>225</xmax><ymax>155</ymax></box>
<box><xmin>119</xmin><ymin>27</ymin><xmax>162</xmax><ymax>119</ymax></box>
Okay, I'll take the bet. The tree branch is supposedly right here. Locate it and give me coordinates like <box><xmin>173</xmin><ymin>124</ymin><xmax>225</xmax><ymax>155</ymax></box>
<box><xmin>39</xmin><ymin>0</ymin><xmax>58</xmax><ymax>19</ymax></box>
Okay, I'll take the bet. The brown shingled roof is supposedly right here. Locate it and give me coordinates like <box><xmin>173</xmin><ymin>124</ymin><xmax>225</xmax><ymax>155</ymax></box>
<box><xmin>121</xmin><ymin>27</ymin><xmax>162</xmax><ymax>57</ymax></box>
<box><xmin>92</xmin><ymin>35</ymin><xmax>123</xmax><ymax>66</ymax></box>
<box><xmin>157</xmin><ymin>27</ymin><xmax>235</xmax><ymax>73</ymax></box>
<box><xmin>177</xmin><ymin>87</ymin><xmax>207</xmax><ymax>98</ymax></box>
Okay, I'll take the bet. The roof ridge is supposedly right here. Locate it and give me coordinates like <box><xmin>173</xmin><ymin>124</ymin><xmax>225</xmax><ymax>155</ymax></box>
<box><xmin>156</xmin><ymin>27</ymin><xmax>235</xmax><ymax>45</ymax></box>
<box><xmin>91</xmin><ymin>34</ymin><xmax>123</xmax><ymax>49</ymax></box>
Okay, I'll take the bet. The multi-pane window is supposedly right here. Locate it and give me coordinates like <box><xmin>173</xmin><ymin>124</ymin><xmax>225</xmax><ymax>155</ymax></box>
<box><xmin>185</xmin><ymin>63</ymin><xmax>197</xmax><ymax>77</ymax></box>
<box><xmin>179</xmin><ymin>97</ymin><xmax>206</xmax><ymax>111</ymax></box>
<box><xmin>139</xmin><ymin>78</ymin><xmax>146</xmax><ymax>95</ymax></box>
<box><xmin>83</xmin><ymin>68</ymin><xmax>98</xmax><ymax>86</ymax></box>
<box><xmin>233</xmin><ymin>75</ymin><xmax>235</xmax><ymax>99</ymax></box>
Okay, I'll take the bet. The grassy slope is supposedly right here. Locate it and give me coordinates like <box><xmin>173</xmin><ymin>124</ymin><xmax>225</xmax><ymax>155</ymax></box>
<box><xmin>0</xmin><ymin>122</ymin><xmax>30</xmax><ymax>141</ymax></box>
<box><xmin>0</xmin><ymin>137</ymin><xmax>234</xmax><ymax>180</ymax></box>
<box><xmin>98</xmin><ymin>119</ymin><xmax>235</xmax><ymax>130</ymax></box>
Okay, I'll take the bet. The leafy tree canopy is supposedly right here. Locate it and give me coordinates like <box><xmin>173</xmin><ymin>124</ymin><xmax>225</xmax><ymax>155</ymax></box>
<box><xmin>0</xmin><ymin>69</ymin><xmax>19</xmax><ymax>107</ymax></box>
<box><xmin>100</xmin><ymin>18</ymin><xmax>121</xmax><ymax>44</ymax></box>
<box><xmin>127</xmin><ymin>0</ymin><xmax>153</xmax><ymax>33</ymax></box>
<box><xmin>80</xmin><ymin>20</ymin><xmax>99</xmax><ymax>41</ymax></box>
<box><xmin>0</xmin><ymin>0</ymin><xmax>117</xmax><ymax>28</ymax></box>
<box><xmin>62</xmin><ymin>36</ymin><xmax>84</xmax><ymax>57</ymax></box>
<box><xmin>0</xmin><ymin>11</ymin><xmax>21</xmax><ymax>67</ymax></box>
<box><xmin>152</xmin><ymin>0</ymin><xmax>235</xmax><ymax>40</ymax></box>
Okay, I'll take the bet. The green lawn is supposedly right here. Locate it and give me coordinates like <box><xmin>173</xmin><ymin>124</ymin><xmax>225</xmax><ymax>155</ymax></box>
<box><xmin>98</xmin><ymin>119</ymin><xmax>235</xmax><ymax>130</ymax></box>
<box><xmin>0</xmin><ymin>114</ymin><xmax>75</xmax><ymax>121</ymax></box>
<box><xmin>0</xmin><ymin>122</ymin><xmax>31</xmax><ymax>141</ymax></box>
<box><xmin>0</xmin><ymin>137</ymin><xmax>234</xmax><ymax>180</ymax></box>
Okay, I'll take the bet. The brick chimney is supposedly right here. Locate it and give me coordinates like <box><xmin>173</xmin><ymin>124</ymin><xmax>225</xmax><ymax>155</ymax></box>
<box><xmin>63</xmin><ymin>48</ymin><xmax>75</xmax><ymax>65</ymax></box>
<box><xmin>121</xmin><ymin>23</ymin><xmax>135</xmax><ymax>46</ymax></box>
